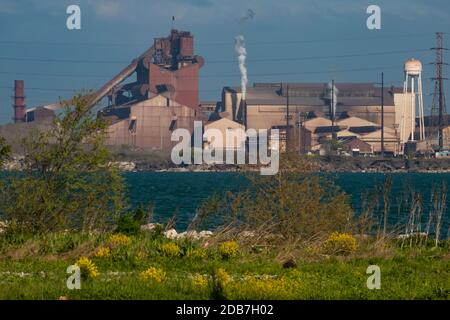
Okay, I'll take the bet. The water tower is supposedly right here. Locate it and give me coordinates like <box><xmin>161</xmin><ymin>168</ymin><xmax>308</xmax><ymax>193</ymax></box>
<box><xmin>400</xmin><ymin>59</ymin><xmax>425</xmax><ymax>147</ymax></box>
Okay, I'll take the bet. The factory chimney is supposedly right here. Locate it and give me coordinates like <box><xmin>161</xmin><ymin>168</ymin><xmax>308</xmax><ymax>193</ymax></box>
<box><xmin>13</xmin><ymin>80</ymin><xmax>26</xmax><ymax>123</ymax></box>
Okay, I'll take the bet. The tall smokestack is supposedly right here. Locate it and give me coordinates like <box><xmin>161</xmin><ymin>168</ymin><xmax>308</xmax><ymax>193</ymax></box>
<box><xmin>327</xmin><ymin>81</ymin><xmax>338</xmax><ymax>120</ymax></box>
<box><xmin>234</xmin><ymin>35</ymin><xmax>248</xmax><ymax>101</ymax></box>
<box><xmin>13</xmin><ymin>80</ymin><xmax>26</xmax><ymax>123</ymax></box>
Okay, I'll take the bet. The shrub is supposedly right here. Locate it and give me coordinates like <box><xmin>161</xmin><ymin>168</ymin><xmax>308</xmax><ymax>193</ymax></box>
<box><xmin>211</xmin><ymin>268</ymin><xmax>232</xmax><ymax>299</ymax></box>
<box><xmin>75</xmin><ymin>257</ymin><xmax>98</xmax><ymax>279</ymax></box>
<box><xmin>226</xmin><ymin>275</ymin><xmax>303</xmax><ymax>300</ymax></box>
<box><xmin>0</xmin><ymin>136</ymin><xmax>11</xmax><ymax>166</ymax></box>
<box><xmin>108</xmin><ymin>234</ymin><xmax>132</xmax><ymax>247</ymax></box>
<box><xmin>192</xmin><ymin>153</ymin><xmax>353</xmax><ymax>244</ymax></box>
<box><xmin>140</xmin><ymin>267</ymin><xmax>166</xmax><ymax>282</ymax></box>
<box><xmin>160</xmin><ymin>242</ymin><xmax>181</xmax><ymax>258</ymax></box>
<box><xmin>192</xmin><ymin>274</ymin><xmax>209</xmax><ymax>288</ymax></box>
<box><xmin>0</xmin><ymin>95</ymin><xmax>126</xmax><ymax>235</ymax></box>
<box><xmin>115</xmin><ymin>208</ymin><xmax>145</xmax><ymax>236</ymax></box>
<box><xmin>148</xmin><ymin>224</ymin><xmax>165</xmax><ymax>241</ymax></box>
<box><xmin>215</xmin><ymin>268</ymin><xmax>232</xmax><ymax>286</ymax></box>
<box><xmin>95</xmin><ymin>247</ymin><xmax>111</xmax><ymax>258</ymax></box>
<box><xmin>323</xmin><ymin>232</ymin><xmax>358</xmax><ymax>255</ymax></box>
<box><xmin>218</xmin><ymin>241</ymin><xmax>239</xmax><ymax>259</ymax></box>
<box><xmin>186</xmin><ymin>247</ymin><xmax>207</xmax><ymax>260</ymax></box>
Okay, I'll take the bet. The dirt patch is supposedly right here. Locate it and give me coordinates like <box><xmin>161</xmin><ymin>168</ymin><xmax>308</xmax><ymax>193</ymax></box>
<box><xmin>3</xmin><ymin>241</ymin><xmax>40</xmax><ymax>260</ymax></box>
<box><xmin>59</xmin><ymin>241</ymin><xmax>96</xmax><ymax>260</ymax></box>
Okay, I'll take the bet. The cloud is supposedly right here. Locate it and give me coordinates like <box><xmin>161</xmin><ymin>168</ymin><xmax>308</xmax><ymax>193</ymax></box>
<box><xmin>94</xmin><ymin>1</ymin><xmax>121</xmax><ymax>18</ymax></box>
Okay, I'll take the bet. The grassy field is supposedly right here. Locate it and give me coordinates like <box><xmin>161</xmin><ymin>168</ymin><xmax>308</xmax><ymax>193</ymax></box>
<box><xmin>0</xmin><ymin>231</ymin><xmax>449</xmax><ymax>300</ymax></box>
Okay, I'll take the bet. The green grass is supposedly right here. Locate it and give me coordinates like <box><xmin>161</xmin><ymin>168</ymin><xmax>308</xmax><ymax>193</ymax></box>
<box><xmin>0</xmin><ymin>232</ymin><xmax>449</xmax><ymax>300</ymax></box>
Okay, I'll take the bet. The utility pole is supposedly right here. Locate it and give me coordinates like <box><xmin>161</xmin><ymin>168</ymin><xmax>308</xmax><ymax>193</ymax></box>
<box><xmin>430</xmin><ymin>32</ymin><xmax>448</xmax><ymax>150</ymax></box>
<box><xmin>331</xmin><ymin>80</ymin><xmax>336</xmax><ymax>140</ymax></box>
<box><xmin>298</xmin><ymin>112</ymin><xmax>302</xmax><ymax>154</ymax></box>
<box><xmin>286</xmin><ymin>84</ymin><xmax>290</xmax><ymax>151</ymax></box>
<box><xmin>381</xmin><ymin>72</ymin><xmax>385</xmax><ymax>157</ymax></box>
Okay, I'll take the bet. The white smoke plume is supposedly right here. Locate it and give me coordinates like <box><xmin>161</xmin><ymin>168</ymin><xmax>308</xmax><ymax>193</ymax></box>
<box><xmin>234</xmin><ymin>35</ymin><xmax>248</xmax><ymax>101</ymax></box>
<box><xmin>327</xmin><ymin>82</ymin><xmax>338</xmax><ymax>119</ymax></box>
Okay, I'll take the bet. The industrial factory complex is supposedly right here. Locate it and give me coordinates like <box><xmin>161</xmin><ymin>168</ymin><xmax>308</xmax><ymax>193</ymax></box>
<box><xmin>7</xmin><ymin>29</ymin><xmax>450</xmax><ymax>157</ymax></box>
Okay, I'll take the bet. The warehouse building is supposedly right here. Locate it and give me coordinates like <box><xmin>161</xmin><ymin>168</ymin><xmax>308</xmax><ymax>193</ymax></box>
<box><xmin>218</xmin><ymin>82</ymin><xmax>407</xmax><ymax>154</ymax></box>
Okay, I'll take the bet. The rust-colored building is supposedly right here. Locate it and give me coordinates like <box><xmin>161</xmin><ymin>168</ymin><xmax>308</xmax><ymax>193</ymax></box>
<box><xmin>99</xmin><ymin>29</ymin><xmax>204</xmax><ymax>150</ymax></box>
<box><xmin>104</xmin><ymin>95</ymin><xmax>198</xmax><ymax>150</ymax></box>
<box><xmin>107</xmin><ymin>29</ymin><xmax>204</xmax><ymax>110</ymax></box>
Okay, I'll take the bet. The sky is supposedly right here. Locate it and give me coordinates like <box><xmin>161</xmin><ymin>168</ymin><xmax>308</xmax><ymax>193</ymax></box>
<box><xmin>1</xmin><ymin>0</ymin><xmax>450</xmax><ymax>124</ymax></box>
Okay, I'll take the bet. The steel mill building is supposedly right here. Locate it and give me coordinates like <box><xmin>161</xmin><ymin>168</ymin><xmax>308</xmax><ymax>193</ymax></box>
<box><xmin>217</xmin><ymin>82</ymin><xmax>410</xmax><ymax>154</ymax></box>
<box><xmin>10</xmin><ymin>28</ymin><xmax>430</xmax><ymax>155</ymax></box>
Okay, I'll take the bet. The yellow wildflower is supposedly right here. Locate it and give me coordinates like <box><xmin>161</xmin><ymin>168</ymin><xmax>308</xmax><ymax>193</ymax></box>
<box><xmin>218</xmin><ymin>241</ymin><xmax>239</xmax><ymax>259</ymax></box>
<box><xmin>140</xmin><ymin>267</ymin><xmax>166</xmax><ymax>283</ymax></box>
<box><xmin>323</xmin><ymin>232</ymin><xmax>358</xmax><ymax>255</ymax></box>
<box><xmin>215</xmin><ymin>268</ymin><xmax>231</xmax><ymax>286</ymax></box>
<box><xmin>186</xmin><ymin>247</ymin><xmax>207</xmax><ymax>260</ymax></box>
<box><xmin>160</xmin><ymin>242</ymin><xmax>181</xmax><ymax>257</ymax></box>
<box><xmin>75</xmin><ymin>257</ymin><xmax>98</xmax><ymax>279</ymax></box>
<box><xmin>108</xmin><ymin>234</ymin><xmax>132</xmax><ymax>247</ymax></box>
<box><xmin>227</xmin><ymin>275</ymin><xmax>302</xmax><ymax>299</ymax></box>
<box><xmin>95</xmin><ymin>247</ymin><xmax>111</xmax><ymax>258</ymax></box>
<box><xmin>192</xmin><ymin>273</ymin><xmax>209</xmax><ymax>288</ymax></box>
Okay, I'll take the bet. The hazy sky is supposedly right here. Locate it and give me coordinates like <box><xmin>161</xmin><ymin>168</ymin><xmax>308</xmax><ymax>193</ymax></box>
<box><xmin>1</xmin><ymin>0</ymin><xmax>450</xmax><ymax>124</ymax></box>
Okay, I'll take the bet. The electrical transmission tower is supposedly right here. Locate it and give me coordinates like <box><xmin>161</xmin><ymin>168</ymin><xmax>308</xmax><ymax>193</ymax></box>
<box><xmin>430</xmin><ymin>32</ymin><xmax>448</xmax><ymax>149</ymax></box>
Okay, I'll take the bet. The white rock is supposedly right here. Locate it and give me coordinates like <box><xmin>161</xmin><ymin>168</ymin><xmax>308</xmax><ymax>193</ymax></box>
<box><xmin>141</xmin><ymin>223</ymin><xmax>156</xmax><ymax>231</ymax></box>
<box><xmin>164</xmin><ymin>228</ymin><xmax>178</xmax><ymax>239</ymax></box>
<box><xmin>108</xmin><ymin>161</ymin><xmax>136</xmax><ymax>172</ymax></box>
<box><xmin>186</xmin><ymin>230</ymin><xmax>199</xmax><ymax>239</ymax></box>
<box><xmin>173</xmin><ymin>230</ymin><xmax>213</xmax><ymax>240</ymax></box>
<box><xmin>0</xmin><ymin>220</ymin><xmax>7</xmax><ymax>234</ymax></box>
<box><xmin>177</xmin><ymin>232</ymin><xmax>187</xmax><ymax>239</ymax></box>
<box><xmin>199</xmin><ymin>231</ymin><xmax>213</xmax><ymax>238</ymax></box>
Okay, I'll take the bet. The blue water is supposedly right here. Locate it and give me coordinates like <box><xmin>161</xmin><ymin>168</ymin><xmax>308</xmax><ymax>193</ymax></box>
<box><xmin>123</xmin><ymin>172</ymin><xmax>450</xmax><ymax>232</ymax></box>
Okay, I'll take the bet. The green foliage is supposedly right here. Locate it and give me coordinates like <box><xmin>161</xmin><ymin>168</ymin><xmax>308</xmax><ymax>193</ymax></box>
<box><xmin>0</xmin><ymin>136</ymin><xmax>11</xmax><ymax>166</ymax></box>
<box><xmin>193</xmin><ymin>153</ymin><xmax>354</xmax><ymax>242</ymax></box>
<box><xmin>322</xmin><ymin>232</ymin><xmax>358</xmax><ymax>255</ymax></box>
<box><xmin>0</xmin><ymin>94</ymin><xmax>126</xmax><ymax>235</ymax></box>
<box><xmin>0</xmin><ymin>232</ymin><xmax>449</xmax><ymax>299</ymax></box>
<box><xmin>148</xmin><ymin>224</ymin><xmax>165</xmax><ymax>241</ymax></box>
<box><xmin>115</xmin><ymin>208</ymin><xmax>145</xmax><ymax>235</ymax></box>
<box><xmin>218</xmin><ymin>241</ymin><xmax>239</xmax><ymax>259</ymax></box>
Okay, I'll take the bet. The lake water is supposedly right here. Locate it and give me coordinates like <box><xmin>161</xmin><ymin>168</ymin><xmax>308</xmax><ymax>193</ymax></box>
<box><xmin>123</xmin><ymin>172</ymin><xmax>450</xmax><ymax>233</ymax></box>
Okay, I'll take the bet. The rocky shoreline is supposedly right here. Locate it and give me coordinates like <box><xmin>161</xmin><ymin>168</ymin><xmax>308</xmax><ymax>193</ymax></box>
<box><xmin>2</xmin><ymin>155</ymin><xmax>450</xmax><ymax>173</ymax></box>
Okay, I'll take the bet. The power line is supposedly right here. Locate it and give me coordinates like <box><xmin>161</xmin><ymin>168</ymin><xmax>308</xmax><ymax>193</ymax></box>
<box><xmin>0</xmin><ymin>64</ymin><xmax>406</xmax><ymax>94</ymax></box>
<box><xmin>0</xmin><ymin>32</ymin><xmax>437</xmax><ymax>47</ymax></box>
<box><xmin>0</xmin><ymin>64</ymin><xmax>404</xmax><ymax>82</ymax></box>
<box><xmin>209</xmin><ymin>49</ymin><xmax>431</xmax><ymax>63</ymax></box>
<box><xmin>0</xmin><ymin>48</ymin><xmax>431</xmax><ymax>65</ymax></box>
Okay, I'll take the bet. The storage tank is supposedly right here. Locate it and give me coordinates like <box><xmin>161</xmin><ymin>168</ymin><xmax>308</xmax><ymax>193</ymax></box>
<box><xmin>404</xmin><ymin>58</ymin><xmax>422</xmax><ymax>76</ymax></box>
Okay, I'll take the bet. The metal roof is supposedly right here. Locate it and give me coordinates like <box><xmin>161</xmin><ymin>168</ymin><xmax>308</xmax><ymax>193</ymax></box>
<box><xmin>348</xmin><ymin>126</ymin><xmax>380</xmax><ymax>134</ymax></box>
<box><xmin>224</xmin><ymin>82</ymin><xmax>399</xmax><ymax>107</ymax></box>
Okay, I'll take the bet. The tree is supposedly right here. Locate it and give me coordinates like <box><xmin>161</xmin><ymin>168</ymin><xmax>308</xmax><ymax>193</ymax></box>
<box><xmin>0</xmin><ymin>136</ymin><xmax>11</xmax><ymax>166</ymax></box>
<box><xmin>191</xmin><ymin>152</ymin><xmax>354</xmax><ymax>243</ymax></box>
<box><xmin>0</xmin><ymin>94</ymin><xmax>126</xmax><ymax>234</ymax></box>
